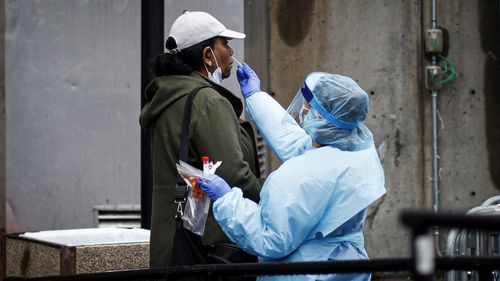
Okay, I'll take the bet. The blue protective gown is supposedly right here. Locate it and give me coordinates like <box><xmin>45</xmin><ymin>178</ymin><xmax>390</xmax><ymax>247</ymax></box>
<box><xmin>213</xmin><ymin>92</ymin><xmax>386</xmax><ymax>281</ymax></box>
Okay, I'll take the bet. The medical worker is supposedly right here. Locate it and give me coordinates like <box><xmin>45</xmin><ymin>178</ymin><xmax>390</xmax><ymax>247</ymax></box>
<box><xmin>198</xmin><ymin>64</ymin><xmax>386</xmax><ymax>281</ymax></box>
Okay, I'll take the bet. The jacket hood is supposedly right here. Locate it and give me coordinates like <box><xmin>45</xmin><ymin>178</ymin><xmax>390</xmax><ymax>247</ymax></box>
<box><xmin>139</xmin><ymin>72</ymin><xmax>243</xmax><ymax>129</ymax></box>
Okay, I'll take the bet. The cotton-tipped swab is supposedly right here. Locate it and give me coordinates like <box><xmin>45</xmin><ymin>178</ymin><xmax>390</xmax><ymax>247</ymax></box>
<box><xmin>232</xmin><ymin>56</ymin><xmax>242</xmax><ymax>66</ymax></box>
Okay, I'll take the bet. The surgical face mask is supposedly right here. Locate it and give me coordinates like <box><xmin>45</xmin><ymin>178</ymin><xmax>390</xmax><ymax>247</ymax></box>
<box><xmin>301</xmin><ymin>106</ymin><xmax>323</xmax><ymax>126</ymax></box>
<box><xmin>302</xmin><ymin>107</ymin><xmax>329</xmax><ymax>145</ymax></box>
<box><xmin>204</xmin><ymin>48</ymin><xmax>222</xmax><ymax>84</ymax></box>
<box><xmin>301</xmin><ymin>108</ymin><xmax>318</xmax><ymax>136</ymax></box>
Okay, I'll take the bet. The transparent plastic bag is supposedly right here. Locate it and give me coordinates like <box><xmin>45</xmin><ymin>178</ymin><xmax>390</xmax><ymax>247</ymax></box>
<box><xmin>181</xmin><ymin>177</ymin><xmax>210</xmax><ymax>236</ymax></box>
<box><xmin>176</xmin><ymin>160</ymin><xmax>221</xmax><ymax>236</ymax></box>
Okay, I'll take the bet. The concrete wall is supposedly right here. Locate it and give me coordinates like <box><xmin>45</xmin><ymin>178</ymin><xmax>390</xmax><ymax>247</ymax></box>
<box><xmin>423</xmin><ymin>1</ymin><xmax>500</xmax><ymax>212</ymax></box>
<box><xmin>269</xmin><ymin>0</ymin><xmax>500</xmax><ymax>262</ymax></box>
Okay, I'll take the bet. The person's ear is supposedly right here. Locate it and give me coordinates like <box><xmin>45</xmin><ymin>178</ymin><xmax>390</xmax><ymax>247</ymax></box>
<box><xmin>202</xmin><ymin>46</ymin><xmax>212</xmax><ymax>67</ymax></box>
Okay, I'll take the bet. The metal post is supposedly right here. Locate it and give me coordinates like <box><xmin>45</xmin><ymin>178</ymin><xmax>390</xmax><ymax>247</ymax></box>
<box><xmin>478</xmin><ymin>231</ymin><xmax>494</xmax><ymax>280</ymax></box>
<box><xmin>141</xmin><ymin>0</ymin><xmax>164</xmax><ymax>229</ymax></box>
<box><xmin>413</xmin><ymin>230</ymin><xmax>436</xmax><ymax>281</ymax></box>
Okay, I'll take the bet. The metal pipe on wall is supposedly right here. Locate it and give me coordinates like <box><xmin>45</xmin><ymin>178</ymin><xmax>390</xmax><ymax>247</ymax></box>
<box><xmin>430</xmin><ymin>0</ymin><xmax>442</xmax><ymax>255</ymax></box>
<box><xmin>431</xmin><ymin>88</ymin><xmax>440</xmax><ymax>254</ymax></box>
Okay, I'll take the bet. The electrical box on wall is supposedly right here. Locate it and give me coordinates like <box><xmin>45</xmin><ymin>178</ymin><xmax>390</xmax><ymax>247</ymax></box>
<box><xmin>425</xmin><ymin>29</ymin><xmax>443</xmax><ymax>53</ymax></box>
<box><xmin>425</xmin><ymin>65</ymin><xmax>443</xmax><ymax>90</ymax></box>
<box><xmin>423</xmin><ymin>27</ymin><xmax>450</xmax><ymax>61</ymax></box>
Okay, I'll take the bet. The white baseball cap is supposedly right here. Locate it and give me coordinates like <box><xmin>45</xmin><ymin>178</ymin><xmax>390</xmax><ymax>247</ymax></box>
<box><xmin>167</xmin><ymin>11</ymin><xmax>246</xmax><ymax>53</ymax></box>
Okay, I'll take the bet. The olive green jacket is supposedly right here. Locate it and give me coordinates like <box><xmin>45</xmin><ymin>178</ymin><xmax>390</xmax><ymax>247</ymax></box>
<box><xmin>139</xmin><ymin>72</ymin><xmax>262</xmax><ymax>268</ymax></box>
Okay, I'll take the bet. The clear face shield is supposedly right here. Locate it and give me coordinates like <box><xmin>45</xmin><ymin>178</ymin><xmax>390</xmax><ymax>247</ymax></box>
<box><xmin>286</xmin><ymin>89</ymin><xmax>307</xmax><ymax>124</ymax></box>
<box><xmin>286</xmin><ymin>72</ymin><xmax>327</xmax><ymax>124</ymax></box>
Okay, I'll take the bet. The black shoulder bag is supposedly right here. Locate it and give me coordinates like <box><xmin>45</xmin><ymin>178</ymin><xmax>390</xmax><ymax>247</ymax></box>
<box><xmin>172</xmin><ymin>86</ymin><xmax>209</xmax><ymax>267</ymax></box>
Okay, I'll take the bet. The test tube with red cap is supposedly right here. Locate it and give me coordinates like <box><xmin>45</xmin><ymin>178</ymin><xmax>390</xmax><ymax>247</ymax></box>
<box><xmin>202</xmin><ymin>156</ymin><xmax>210</xmax><ymax>174</ymax></box>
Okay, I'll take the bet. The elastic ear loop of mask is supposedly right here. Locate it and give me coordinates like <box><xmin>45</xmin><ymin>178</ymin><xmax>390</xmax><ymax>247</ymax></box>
<box><xmin>203</xmin><ymin>48</ymin><xmax>220</xmax><ymax>76</ymax></box>
<box><xmin>209</xmin><ymin>48</ymin><xmax>220</xmax><ymax>69</ymax></box>
<box><xmin>203</xmin><ymin>63</ymin><xmax>212</xmax><ymax>78</ymax></box>
<box><xmin>300</xmin><ymin>84</ymin><xmax>358</xmax><ymax>129</ymax></box>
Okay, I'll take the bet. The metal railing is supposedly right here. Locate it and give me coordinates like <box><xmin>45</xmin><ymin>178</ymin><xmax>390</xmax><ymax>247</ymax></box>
<box><xmin>445</xmin><ymin>196</ymin><xmax>500</xmax><ymax>281</ymax></box>
<box><xmin>4</xmin><ymin>211</ymin><xmax>500</xmax><ymax>281</ymax></box>
<box><xmin>401</xmin><ymin>211</ymin><xmax>500</xmax><ymax>281</ymax></box>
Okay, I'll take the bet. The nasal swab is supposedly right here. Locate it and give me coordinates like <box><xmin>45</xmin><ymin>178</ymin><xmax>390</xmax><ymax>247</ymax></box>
<box><xmin>232</xmin><ymin>56</ymin><xmax>242</xmax><ymax>66</ymax></box>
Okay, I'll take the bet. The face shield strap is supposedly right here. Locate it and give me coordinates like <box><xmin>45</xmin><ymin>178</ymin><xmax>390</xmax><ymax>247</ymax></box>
<box><xmin>301</xmin><ymin>84</ymin><xmax>359</xmax><ymax>129</ymax></box>
<box><xmin>300</xmin><ymin>84</ymin><xmax>315</xmax><ymax>103</ymax></box>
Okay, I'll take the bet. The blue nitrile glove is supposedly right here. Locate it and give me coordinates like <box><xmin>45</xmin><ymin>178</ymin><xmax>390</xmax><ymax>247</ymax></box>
<box><xmin>237</xmin><ymin>63</ymin><xmax>261</xmax><ymax>99</ymax></box>
<box><xmin>197</xmin><ymin>174</ymin><xmax>231</xmax><ymax>201</ymax></box>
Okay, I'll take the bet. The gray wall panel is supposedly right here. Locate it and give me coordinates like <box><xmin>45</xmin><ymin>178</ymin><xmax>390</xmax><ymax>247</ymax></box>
<box><xmin>6</xmin><ymin>0</ymin><xmax>141</xmax><ymax>231</ymax></box>
<box><xmin>0</xmin><ymin>1</ymin><xmax>5</xmax><ymax>277</ymax></box>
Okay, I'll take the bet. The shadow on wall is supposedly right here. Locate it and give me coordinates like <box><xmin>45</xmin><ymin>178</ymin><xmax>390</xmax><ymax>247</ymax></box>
<box><xmin>276</xmin><ymin>0</ymin><xmax>315</xmax><ymax>47</ymax></box>
<box><xmin>479</xmin><ymin>0</ymin><xmax>500</xmax><ymax>190</ymax></box>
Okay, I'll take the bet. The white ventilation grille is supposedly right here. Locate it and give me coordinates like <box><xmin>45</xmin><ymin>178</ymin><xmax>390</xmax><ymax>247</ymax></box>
<box><xmin>93</xmin><ymin>205</ymin><xmax>141</xmax><ymax>228</ymax></box>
